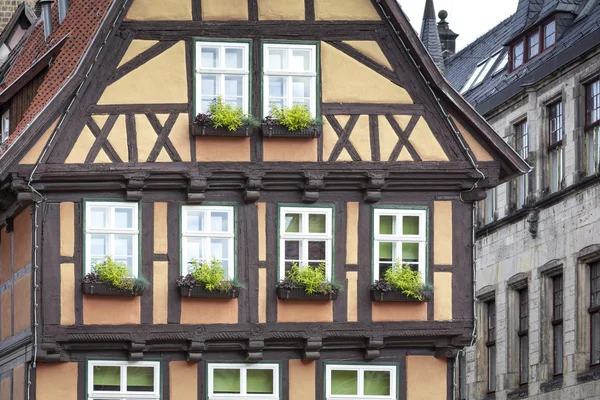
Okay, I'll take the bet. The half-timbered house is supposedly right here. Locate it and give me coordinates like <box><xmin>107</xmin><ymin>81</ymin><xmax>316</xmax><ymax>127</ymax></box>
<box><xmin>0</xmin><ymin>0</ymin><xmax>528</xmax><ymax>399</ymax></box>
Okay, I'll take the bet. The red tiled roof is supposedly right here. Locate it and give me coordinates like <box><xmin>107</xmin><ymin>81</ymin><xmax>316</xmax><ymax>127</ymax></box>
<box><xmin>0</xmin><ymin>0</ymin><xmax>114</xmax><ymax>156</ymax></box>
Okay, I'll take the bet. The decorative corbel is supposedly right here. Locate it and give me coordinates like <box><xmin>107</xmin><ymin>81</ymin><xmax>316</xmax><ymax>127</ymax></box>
<box><xmin>527</xmin><ymin>209</ymin><xmax>540</xmax><ymax>239</ymax></box>
<box><xmin>302</xmin><ymin>171</ymin><xmax>326</xmax><ymax>203</ymax></box>
<box><xmin>129</xmin><ymin>342</ymin><xmax>145</xmax><ymax>360</ymax></box>
<box><xmin>364</xmin><ymin>337</ymin><xmax>384</xmax><ymax>360</ymax></box>
<box><xmin>244</xmin><ymin>172</ymin><xmax>264</xmax><ymax>203</ymax></box>
<box><xmin>187</xmin><ymin>172</ymin><xmax>209</xmax><ymax>204</ymax></box>
<box><xmin>364</xmin><ymin>172</ymin><xmax>387</xmax><ymax>203</ymax></box>
<box><xmin>302</xmin><ymin>337</ymin><xmax>322</xmax><ymax>361</ymax></box>
<box><xmin>10</xmin><ymin>176</ymin><xmax>37</xmax><ymax>202</ymax></box>
<box><xmin>187</xmin><ymin>340</ymin><xmax>205</xmax><ymax>362</ymax></box>
<box><xmin>125</xmin><ymin>174</ymin><xmax>147</xmax><ymax>201</ymax></box>
<box><xmin>38</xmin><ymin>342</ymin><xmax>67</xmax><ymax>362</ymax></box>
<box><xmin>460</xmin><ymin>189</ymin><xmax>487</xmax><ymax>202</ymax></box>
<box><xmin>435</xmin><ymin>347</ymin><xmax>459</xmax><ymax>359</ymax></box>
<box><xmin>246</xmin><ymin>339</ymin><xmax>264</xmax><ymax>362</ymax></box>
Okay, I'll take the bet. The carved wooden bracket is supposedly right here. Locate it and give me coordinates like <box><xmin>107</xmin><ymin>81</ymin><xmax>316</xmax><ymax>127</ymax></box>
<box><xmin>302</xmin><ymin>172</ymin><xmax>327</xmax><ymax>203</ymax></box>
<box><xmin>244</xmin><ymin>172</ymin><xmax>264</xmax><ymax>203</ymax></box>
<box><xmin>38</xmin><ymin>342</ymin><xmax>67</xmax><ymax>362</ymax></box>
<box><xmin>187</xmin><ymin>340</ymin><xmax>205</xmax><ymax>362</ymax></box>
<box><xmin>125</xmin><ymin>174</ymin><xmax>147</xmax><ymax>201</ymax></box>
<box><xmin>364</xmin><ymin>337</ymin><xmax>384</xmax><ymax>360</ymax></box>
<box><xmin>129</xmin><ymin>342</ymin><xmax>145</xmax><ymax>360</ymax></box>
<box><xmin>187</xmin><ymin>172</ymin><xmax>209</xmax><ymax>204</ymax></box>
<box><xmin>302</xmin><ymin>337</ymin><xmax>322</xmax><ymax>361</ymax></box>
<box><xmin>460</xmin><ymin>189</ymin><xmax>487</xmax><ymax>202</ymax></box>
<box><xmin>364</xmin><ymin>172</ymin><xmax>387</xmax><ymax>203</ymax></box>
<box><xmin>10</xmin><ymin>176</ymin><xmax>38</xmax><ymax>203</ymax></box>
<box><xmin>246</xmin><ymin>339</ymin><xmax>264</xmax><ymax>362</ymax></box>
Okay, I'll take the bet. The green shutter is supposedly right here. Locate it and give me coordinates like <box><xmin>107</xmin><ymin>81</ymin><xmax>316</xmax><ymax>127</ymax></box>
<box><xmin>214</xmin><ymin>369</ymin><xmax>241</xmax><ymax>394</ymax></box>
<box><xmin>127</xmin><ymin>366</ymin><xmax>154</xmax><ymax>392</ymax></box>
<box><xmin>93</xmin><ymin>366</ymin><xmax>120</xmax><ymax>391</ymax></box>
<box><xmin>330</xmin><ymin>370</ymin><xmax>358</xmax><ymax>395</ymax></box>
<box><xmin>247</xmin><ymin>369</ymin><xmax>274</xmax><ymax>394</ymax></box>
<box><xmin>364</xmin><ymin>370</ymin><xmax>391</xmax><ymax>396</ymax></box>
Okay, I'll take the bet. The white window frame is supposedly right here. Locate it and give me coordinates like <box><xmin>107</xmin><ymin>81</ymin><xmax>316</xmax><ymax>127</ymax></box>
<box><xmin>262</xmin><ymin>43</ymin><xmax>317</xmax><ymax>117</ymax></box>
<box><xmin>373</xmin><ymin>208</ymin><xmax>427</xmax><ymax>282</ymax></box>
<box><xmin>195</xmin><ymin>41</ymin><xmax>250</xmax><ymax>115</ymax></box>
<box><xmin>279</xmin><ymin>206</ymin><xmax>333</xmax><ymax>281</ymax></box>
<box><xmin>87</xmin><ymin>360</ymin><xmax>160</xmax><ymax>400</ymax></box>
<box><xmin>181</xmin><ymin>205</ymin><xmax>235</xmax><ymax>278</ymax></box>
<box><xmin>325</xmin><ymin>364</ymin><xmax>397</xmax><ymax>400</ymax></box>
<box><xmin>207</xmin><ymin>363</ymin><xmax>280</xmax><ymax>400</ymax></box>
<box><xmin>85</xmin><ymin>201</ymin><xmax>139</xmax><ymax>276</ymax></box>
<box><xmin>1</xmin><ymin>109</ymin><xmax>9</xmax><ymax>143</ymax></box>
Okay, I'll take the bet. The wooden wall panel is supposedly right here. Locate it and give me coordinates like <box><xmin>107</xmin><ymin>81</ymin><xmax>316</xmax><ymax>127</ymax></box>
<box><xmin>0</xmin><ymin>375</ymin><xmax>11</xmax><ymax>400</ymax></box>
<box><xmin>314</xmin><ymin>0</ymin><xmax>381</xmax><ymax>20</ymax></box>
<box><xmin>13</xmin><ymin>363</ymin><xmax>25</xmax><ymax>400</ymax></box>
<box><xmin>434</xmin><ymin>272</ymin><xmax>453</xmax><ymax>321</ymax></box>
<box><xmin>13</xmin><ymin>208</ymin><xmax>31</xmax><ymax>272</ymax></box>
<box><xmin>196</xmin><ymin>137</ymin><xmax>251</xmax><ymax>162</ymax></box>
<box><xmin>262</xmin><ymin>138</ymin><xmax>317</xmax><ymax>162</ymax></box>
<box><xmin>19</xmin><ymin>118</ymin><xmax>59</xmax><ymax>165</ymax></box>
<box><xmin>1</xmin><ymin>288</ymin><xmax>12</xmax><ymax>340</ymax></box>
<box><xmin>154</xmin><ymin>203</ymin><xmax>168</xmax><ymax>254</ymax></box>
<box><xmin>0</xmin><ymin>228</ymin><xmax>11</xmax><ymax>284</ymax></box>
<box><xmin>13</xmin><ymin>274</ymin><xmax>30</xmax><ymax>334</ymax></box>
<box><xmin>346</xmin><ymin>271</ymin><xmax>358</xmax><ymax>322</ymax></box>
<box><xmin>258</xmin><ymin>268</ymin><xmax>267</xmax><ymax>323</ymax></box>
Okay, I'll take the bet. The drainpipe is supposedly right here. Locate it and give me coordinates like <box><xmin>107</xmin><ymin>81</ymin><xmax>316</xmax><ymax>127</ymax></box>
<box><xmin>39</xmin><ymin>0</ymin><xmax>54</xmax><ymax>40</ymax></box>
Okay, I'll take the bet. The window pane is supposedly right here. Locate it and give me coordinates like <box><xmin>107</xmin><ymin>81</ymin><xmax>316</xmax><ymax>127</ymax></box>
<box><xmin>186</xmin><ymin>211</ymin><xmax>204</xmax><ymax>232</ymax></box>
<box><xmin>592</xmin><ymin>312</ymin><xmax>600</xmax><ymax>365</ymax></box>
<box><xmin>201</xmin><ymin>75</ymin><xmax>218</xmax><ymax>96</ymax></box>
<box><xmin>93</xmin><ymin>365</ymin><xmax>120</xmax><ymax>391</ymax></box>
<box><xmin>114</xmin><ymin>235</ymin><xmax>133</xmax><ymax>257</ymax></box>
<box><xmin>268</xmin><ymin>49</ymin><xmax>286</xmax><ymax>70</ymax></box>
<box><xmin>211</xmin><ymin>238</ymin><xmax>230</xmax><ymax>261</ymax></box>
<box><xmin>308</xmin><ymin>241</ymin><xmax>326</xmax><ymax>261</ymax></box>
<box><xmin>379</xmin><ymin>215</ymin><xmax>395</xmax><ymax>235</ymax></box>
<box><xmin>224</xmin><ymin>76</ymin><xmax>243</xmax><ymax>98</ymax></box>
<box><xmin>488</xmin><ymin>345</ymin><xmax>496</xmax><ymax>392</ymax></box>
<box><xmin>403</xmin><ymin>216</ymin><xmax>420</xmax><ymax>235</ymax></box>
<box><xmin>115</xmin><ymin>207</ymin><xmax>133</xmax><ymax>229</ymax></box>
<box><xmin>213</xmin><ymin>369</ymin><xmax>241</xmax><ymax>394</ymax></box>
<box><xmin>292</xmin><ymin>77</ymin><xmax>311</xmax><ymax>99</ymax></box>
<box><xmin>308</xmin><ymin>214</ymin><xmax>326</xmax><ymax>233</ymax></box>
<box><xmin>379</xmin><ymin>242</ymin><xmax>394</xmax><ymax>261</ymax></box>
<box><xmin>285</xmin><ymin>213</ymin><xmax>301</xmax><ymax>233</ymax></box>
<box><xmin>247</xmin><ymin>369</ymin><xmax>274</xmax><ymax>394</ymax></box>
<box><xmin>520</xmin><ymin>335</ymin><xmax>529</xmax><ymax>384</ymax></box>
<box><xmin>225</xmin><ymin>48</ymin><xmax>243</xmax><ymax>69</ymax></box>
<box><xmin>91</xmin><ymin>235</ymin><xmax>108</xmax><ymax>258</ymax></box>
<box><xmin>186</xmin><ymin>237</ymin><xmax>205</xmax><ymax>262</ymax></box>
<box><xmin>554</xmin><ymin>324</ymin><xmax>563</xmax><ymax>375</ymax></box>
<box><xmin>284</xmin><ymin>241</ymin><xmax>300</xmax><ymax>260</ymax></box>
<box><xmin>211</xmin><ymin>211</ymin><xmax>230</xmax><ymax>233</ymax></box>
<box><xmin>545</xmin><ymin>21</ymin><xmax>556</xmax><ymax>48</ymax></box>
<box><xmin>201</xmin><ymin>47</ymin><xmax>219</xmax><ymax>68</ymax></box>
<box><xmin>90</xmin><ymin>207</ymin><xmax>108</xmax><ymax>229</ymax></box>
<box><xmin>402</xmin><ymin>242</ymin><xmax>419</xmax><ymax>263</ymax></box>
<box><xmin>528</xmin><ymin>34</ymin><xmax>539</xmax><ymax>58</ymax></box>
<box><xmin>269</xmin><ymin>76</ymin><xmax>286</xmax><ymax>99</ymax></box>
<box><xmin>364</xmin><ymin>370</ymin><xmax>391</xmax><ymax>396</ymax></box>
<box><xmin>127</xmin><ymin>367</ymin><xmax>154</xmax><ymax>392</ymax></box>
<box><xmin>330</xmin><ymin>370</ymin><xmax>358</xmax><ymax>395</ymax></box>
<box><xmin>291</xmin><ymin>49</ymin><xmax>311</xmax><ymax>72</ymax></box>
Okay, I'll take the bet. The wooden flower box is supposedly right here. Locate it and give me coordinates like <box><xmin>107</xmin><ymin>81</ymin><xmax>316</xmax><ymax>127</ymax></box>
<box><xmin>260</xmin><ymin>123</ymin><xmax>321</xmax><ymax>138</ymax></box>
<box><xmin>81</xmin><ymin>282</ymin><xmax>142</xmax><ymax>297</ymax></box>
<box><xmin>276</xmin><ymin>287</ymin><xmax>338</xmax><ymax>301</ymax></box>
<box><xmin>191</xmin><ymin>123</ymin><xmax>251</xmax><ymax>137</ymax></box>
<box><xmin>370</xmin><ymin>289</ymin><xmax>433</xmax><ymax>302</ymax></box>
<box><xmin>178</xmin><ymin>285</ymin><xmax>240</xmax><ymax>299</ymax></box>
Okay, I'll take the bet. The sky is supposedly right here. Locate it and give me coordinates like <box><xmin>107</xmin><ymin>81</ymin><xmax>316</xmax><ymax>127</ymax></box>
<box><xmin>397</xmin><ymin>0</ymin><xmax>519</xmax><ymax>51</ymax></box>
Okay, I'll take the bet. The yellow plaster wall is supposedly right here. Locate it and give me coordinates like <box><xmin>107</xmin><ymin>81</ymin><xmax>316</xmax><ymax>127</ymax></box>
<box><xmin>36</xmin><ymin>363</ymin><xmax>78</xmax><ymax>400</ymax></box>
<box><xmin>258</xmin><ymin>0</ymin><xmax>305</xmax><ymax>20</ymax></box>
<box><xmin>181</xmin><ymin>298</ymin><xmax>238</xmax><ymax>324</ymax></box>
<box><xmin>349</xmin><ymin>115</ymin><xmax>371</xmax><ymax>161</ymax></box>
<box><xmin>452</xmin><ymin>117</ymin><xmax>494</xmax><ymax>162</ymax></box>
<box><xmin>136</xmin><ymin>114</ymin><xmax>157</xmax><ymax>162</ymax></box>
<box><xmin>106</xmin><ymin>115</ymin><xmax>128</xmax><ymax>162</ymax></box>
<box><xmin>65</xmin><ymin>126</ymin><xmax>95</xmax><ymax>164</ymax></box>
<box><xmin>372</xmin><ymin>302</ymin><xmax>427</xmax><ymax>322</ymax></box>
<box><xmin>278</xmin><ymin>301</ymin><xmax>333</xmax><ymax>322</ymax></box>
<box><xmin>406</xmin><ymin>356</ymin><xmax>447</xmax><ymax>400</ymax></box>
<box><xmin>289</xmin><ymin>360</ymin><xmax>316</xmax><ymax>400</ymax></box>
<box><xmin>126</xmin><ymin>0</ymin><xmax>192</xmax><ymax>21</ymax></box>
<box><xmin>168</xmin><ymin>114</ymin><xmax>192</xmax><ymax>162</ymax></box>
<box><xmin>346</xmin><ymin>202</ymin><xmax>359</xmax><ymax>264</ymax></box>
<box><xmin>154</xmin><ymin>203</ymin><xmax>168</xmax><ymax>254</ymax></box>
<box><xmin>322</xmin><ymin>120</ymin><xmax>340</xmax><ymax>161</ymax></box>
<box><xmin>118</xmin><ymin>40</ymin><xmax>159</xmax><ymax>67</ymax></box>
<box><xmin>343</xmin><ymin>41</ymin><xmax>393</xmax><ymax>69</ymax></box>
<box><xmin>93</xmin><ymin>148</ymin><xmax>112</xmax><ymax>164</ymax></box>
<box><xmin>83</xmin><ymin>297</ymin><xmax>141</xmax><ymax>325</ymax></box>
<box><xmin>315</xmin><ymin>0</ymin><xmax>381</xmax><ymax>20</ymax></box>
<box><xmin>434</xmin><ymin>272</ymin><xmax>453</xmax><ymax>321</ymax></box>
<box><xmin>202</xmin><ymin>0</ymin><xmax>248</xmax><ymax>20</ymax></box>
<box><xmin>170</xmin><ymin>362</ymin><xmax>197</xmax><ymax>400</ymax></box>
<box><xmin>263</xmin><ymin>138</ymin><xmax>317</xmax><ymax>162</ymax></box>
<box><xmin>19</xmin><ymin>118</ymin><xmax>58</xmax><ymax>164</ymax></box>
<box><xmin>60</xmin><ymin>263</ymin><xmax>75</xmax><ymax>326</ymax></box>
<box><xmin>1</xmin><ymin>288</ymin><xmax>11</xmax><ymax>340</ymax></box>
<box><xmin>98</xmin><ymin>42</ymin><xmax>187</xmax><ymax>105</ymax></box>
<box><xmin>321</xmin><ymin>43</ymin><xmax>412</xmax><ymax>104</ymax></box>
<box><xmin>60</xmin><ymin>202</ymin><xmax>74</xmax><ymax>257</ymax></box>
<box><xmin>196</xmin><ymin>137</ymin><xmax>251</xmax><ymax>162</ymax></box>
<box><xmin>153</xmin><ymin>261</ymin><xmax>169</xmax><ymax>324</ymax></box>
<box><xmin>258</xmin><ymin>268</ymin><xmax>267</xmax><ymax>323</ymax></box>
<box><xmin>346</xmin><ymin>271</ymin><xmax>358</xmax><ymax>322</ymax></box>
<box><xmin>434</xmin><ymin>201</ymin><xmax>453</xmax><ymax>265</ymax></box>
<box><xmin>378</xmin><ymin>116</ymin><xmax>397</xmax><ymax>161</ymax></box>
<box><xmin>257</xmin><ymin>202</ymin><xmax>266</xmax><ymax>261</ymax></box>
<box><xmin>408</xmin><ymin>117</ymin><xmax>449</xmax><ymax>161</ymax></box>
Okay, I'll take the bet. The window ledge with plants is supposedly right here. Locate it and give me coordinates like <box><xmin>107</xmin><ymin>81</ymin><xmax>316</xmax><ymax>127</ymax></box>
<box><xmin>370</xmin><ymin>263</ymin><xmax>433</xmax><ymax>303</ymax></box>
<box><xmin>191</xmin><ymin>97</ymin><xmax>259</xmax><ymax>137</ymax></box>
<box><xmin>275</xmin><ymin>263</ymin><xmax>341</xmax><ymax>301</ymax></box>
<box><xmin>261</xmin><ymin>105</ymin><xmax>323</xmax><ymax>138</ymax></box>
<box><xmin>177</xmin><ymin>258</ymin><xmax>243</xmax><ymax>299</ymax></box>
<box><xmin>82</xmin><ymin>257</ymin><xmax>149</xmax><ymax>297</ymax></box>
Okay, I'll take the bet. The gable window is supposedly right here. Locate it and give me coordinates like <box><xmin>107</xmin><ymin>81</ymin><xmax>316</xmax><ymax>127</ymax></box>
<box><xmin>591</xmin><ymin>262</ymin><xmax>600</xmax><ymax>366</ymax></box>
<box><xmin>1</xmin><ymin>110</ymin><xmax>9</xmax><ymax>143</ymax></box>
<box><xmin>487</xmin><ymin>300</ymin><xmax>497</xmax><ymax>393</ymax></box>
<box><xmin>528</xmin><ymin>32</ymin><xmax>540</xmax><ymax>59</ymax></box>
<box><xmin>279</xmin><ymin>206</ymin><xmax>332</xmax><ymax>280</ymax></box>
<box><xmin>181</xmin><ymin>206</ymin><xmax>235</xmax><ymax>277</ymax></box>
<box><xmin>373</xmin><ymin>208</ymin><xmax>427</xmax><ymax>282</ymax></box>
<box><xmin>512</xmin><ymin>41</ymin><xmax>524</xmax><ymax>70</ymax></box>
<box><xmin>552</xmin><ymin>274</ymin><xmax>564</xmax><ymax>375</ymax></box>
<box><xmin>262</xmin><ymin>43</ymin><xmax>317</xmax><ymax>117</ymax></box>
<box><xmin>207</xmin><ymin>363</ymin><xmax>279</xmax><ymax>399</ymax></box>
<box><xmin>544</xmin><ymin>20</ymin><xmax>556</xmax><ymax>49</ymax></box>
<box><xmin>585</xmin><ymin>79</ymin><xmax>600</xmax><ymax>175</ymax></box>
<box><xmin>514</xmin><ymin>120</ymin><xmax>529</xmax><ymax>208</ymax></box>
<box><xmin>325</xmin><ymin>364</ymin><xmax>397</xmax><ymax>399</ymax></box>
<box><xmin>85</xmin><ymin>202</ymin><xmax>139</xmax><ymax>276</ymax></box>
<box><xmin>87</xmin><ymin>360</ymin><xmax>160</xmax><ymax>400</ymax></box>
<box><xmin>195</xmin><ymin>41</ymin><xmax>250</xmax><ymax>114</ymax></box>
<box><xmin>548</xmin><ymin>101</ymin><xmax>563</xmax><ymax>193</ymax></box>
<box><xmin>518</xmin><ymin>288</ymin><xmax>529</xmax><ymax>385</ymax></box>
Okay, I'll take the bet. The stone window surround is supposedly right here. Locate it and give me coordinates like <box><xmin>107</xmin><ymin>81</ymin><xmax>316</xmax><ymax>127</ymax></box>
<box><xmin>506</xmin><ymin>273</ymin><xmax>530</xmax><ymax>395</ymax></box>
<box><xmin>507</xmin><ymin>115</ymin><xmax>533</xmax><ymax>213</ymax></box>
<box><xmin>575</xmin><ymin>72</ymin><xmax>600</xmax><ymax>179</ymax></box>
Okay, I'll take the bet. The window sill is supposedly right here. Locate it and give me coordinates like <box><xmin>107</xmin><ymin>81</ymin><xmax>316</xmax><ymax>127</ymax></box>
<box><xmin>539</xmin><ymin>376</ymin><xmax>563</xmax><ymax>393</ymax></box>
<box><xmin>276</xmin><ymin>287</ymin><xmax>338</xmax><ymax>301</ymax></box>
<box><xmin>261</xmin><ymin>123</ymin><xmax>322</xmax><ymax>138</ymax></box>
<box><xmin>191</xmin><ymin>123</ymin><xmax>251</xmax><ymax>137</ymax></box>
<box><xmin>507</xmin><ymin>386</ymin><xmax>528</xmax><ymax>399</ymax></box>
<box><xmin>577</xmin><ymin>364</ymin><xmax>600</xmax><ymax>383</ymax></box>
<box><xmin>178</xmin><ymin>285</ymin><xmax>240</xmax><ymax>299</ymax></box>
<box><xmin>370</xmin><ymin>288</ymin><xmax>433</xmax><ymax>302</ymax></box>
<box><xmin>81</xmin><ymin>282</ymin><xmax>143</xmax><ymax>297</ymax></box>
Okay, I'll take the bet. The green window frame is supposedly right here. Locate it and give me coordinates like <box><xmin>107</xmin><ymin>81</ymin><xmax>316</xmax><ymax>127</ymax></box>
<box><xmin>87</xmin><ymin>360</ymin><xmax>160</xmax><ymax>400</ymax></box>
<box><xmin>207</xmin><ymin>363</ymin><xmax>280</xmax><ymax>399</ymax></box>
<box><xmin>372</xmin><ymin>207</ymin><xmax>428</xmax><ymax>283</ymax></box>
<box><xmin>325</xmin><ymin>363</ymin><xmax>397</xmax><ymax>399</ymax></box>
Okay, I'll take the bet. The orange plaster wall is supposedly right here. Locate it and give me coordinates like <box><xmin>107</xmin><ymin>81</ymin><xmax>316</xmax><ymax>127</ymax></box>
<box><xmin>13</xmin><ymin>274</ymin><xmax>30</xmax><ymax>334</ymax></box>
<box><xmin>196</xmin><ymin>137</ymin><xmax>250</xmax><ymax>161</ymax></box>
<box><xmin>170</xmin><ymin>361</ymin><xmax>197</xmax><ymax>400</ymax></box>
<box><xmin>13</xmin><ymin>363</ymin><xmax>25</xmax><ymax>400</ymax></box>
<box><xmin>371</xmin><ymin>302</ymin><xmax>427</xmax><ymax>322</ymax></box>
<box><xmin>406</xmin><ymin>356</ymin><xmax>447</xmax><ymax>399</ymax></box>
<box><xmin>13</xmin><ymin>207</ymin><xmax>32</xmax><ymax>272</ymax></box>
<box><xmin>180</xmin><ymin>298</ymin><xmax>238</xmax><ymax>324</ymax></box>
<box><xmin>0</xmin><ymin>375</ymin><xmax>11</xmax><ymax>400</ymax></box>
<box><xmin>277</xmin><ymin>300</ymin><xmax>333</xmax><ymax>322</ymax></box>
<box><xmin>83</xmin><ymin>296</ymin><xmax>141</xmax><ymax>325</ymax></box>
<box><xmin>262</xmin><ymin>138</ymin><xmax>317</xmax><ymax>161</ymax></box>
<box><xmin>1</xmin><ymin>288</ymin><xmax>12</xmax><ymax>340</ymax></box>
<box><xmin>36</xmin><ymin>362</ymin><xmax>78</xmax><ymax>400</ymax></box>
<box><xmin>0</xmin><ymin>228</ymin><xmax>11</xmax><ymax>284</ymax></box>
<box><xmin>289</xmin><ymin>360</ymin><xmax>316</xmax><ymax>400</ymax></box>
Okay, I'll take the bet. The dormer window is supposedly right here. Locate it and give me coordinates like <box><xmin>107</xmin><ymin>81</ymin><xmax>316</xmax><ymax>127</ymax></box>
<box><xmin>512</xmin><ymin>41</ymin><xmax>524</xmax><ymax>70</ymax></box>
<box><xmin>1</xmin><ymin>110</ymin><xmax>9</xmax><ymax>143</ymax></box>
<box><xmin>509</xmin><ymin>17</ymin><xmax>557</xmax><ymax>72</ymax></box>
<box><xmin>527</xmin><ymin>32</ymin><xmax>539</xmax><ymax>59</ymax></box>
<box><xmin>544</xmin><ymin>20</ymin><xmax>556</xmax><ymax>49</ymax></box>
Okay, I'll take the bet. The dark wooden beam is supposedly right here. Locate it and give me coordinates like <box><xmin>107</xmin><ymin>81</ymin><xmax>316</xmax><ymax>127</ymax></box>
<box><xmin>191</xmin><ymin>0</ymin><xmax>201</xmax><ymax>21</ymax></box>
<box><xmin>305</xmin><ymin>0</ymin><xmax>315</xmax><ymax>21</ymax></box>
<box><xmin>387</xmin><ymin>114</ymin><xmax>421</xmax><ymax>162</ymax></box>
<box><xmin>109</xmin><ymin>41</ymin><xmax>178</xmax><ymax>84</ymax></box>
<box><xmin>85</xmin><ymin>115</ymin><xmax>122</xmax><ymax>164</ymax></box>
<box><xmin>326</xmin><ymin>115</ymin><xmax>361</xmax><ymax>162</ymax></box>
<box><xmin>88</xmin><ymin>104</ymin><xmax>189</xmax><ymax>114</ymax></box>
<box><xmin>321</xmin><ymin>103</ymin><xmax>425</xmax><ymax>115</ymax></box>
<box><xmin>145</xmin><ymin>113</ymin><xmax>182</xmax><ymax>162</ymax></box>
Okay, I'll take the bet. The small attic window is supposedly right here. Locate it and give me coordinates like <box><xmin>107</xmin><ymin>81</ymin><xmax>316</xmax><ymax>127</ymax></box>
<box><xmin>493</xmin><ymin>52</ymin><xmax>508</xmax><ymax>75</ymax></box>
<box><xmin>508</xmin><ymin>16</ymin><xmax>557</xmax><ymax>73</ymax></box>
<box><xmin>460</xmin><ymin>50</ymin><xmax>502</xmax><ymax>94</ymax></box>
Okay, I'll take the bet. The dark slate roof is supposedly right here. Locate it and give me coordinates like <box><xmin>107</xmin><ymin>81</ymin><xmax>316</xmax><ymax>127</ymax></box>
<box><xmin>420</xmin><ymin>0</ymin><xmax>445</xmax><ymax>72</ymax></box>
<box><xmin>445</xmin><ymin>0</ymin><xmax>600</xmax><ymax>114</ymax></box>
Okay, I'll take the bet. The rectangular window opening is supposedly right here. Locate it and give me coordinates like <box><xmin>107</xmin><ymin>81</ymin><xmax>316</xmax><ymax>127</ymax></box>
<box><xmin>548</xmin><ymin>101</ymin><xmax>563</xmax><ymax>193</ymax></box>
<box><xmin>512</xmin><ymin>41</ymin><xmax>524</xmax><ymax>70</ymax></box>
<box><xmin>552</xmin><ymin>274</ymin><xmax>564</xmax><ymax>375</ymax></box>
<box><xmin>487</xmin><ymin>300</ymin><xmax>497</xmax><ymax>393</ymax></box>
<box><xmin>325</xmin><ymin>364</ymin><xmax>397</xmax><ymax>399</ymax></box>
<box><xmin>87</xmin><ymin>360</ymin><xmax>160</xmax><ymax>400</ymax></box>
<box><xmin>591</xmin><ymin>263</ymin><xmax>600</xmax><ymax>366</ymax></box>
<box><xmin>207</xmin><ymin>363</ymin><xmax>279</xmax><ymax>399</ymax></box>
<box><xmin>544</xmin><ymin>20</ymin><xmax>556</xmax><ymax>49</ymax></box>
<box><xmin>518</xmin><ymin>288</ymin><xmax>529</xmax><ymax>385</ymax></box>
<box><xmin>513</xmin><ymin>120</ymin><xmax>529</xmax><ymax>208</ymax></box>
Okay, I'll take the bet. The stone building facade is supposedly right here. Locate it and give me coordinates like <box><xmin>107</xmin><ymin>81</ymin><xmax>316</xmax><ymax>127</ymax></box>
<box><xmin>0</xmin><ymin>1</ymin><xmax>34</xmax><ymax>28</ymax></box>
